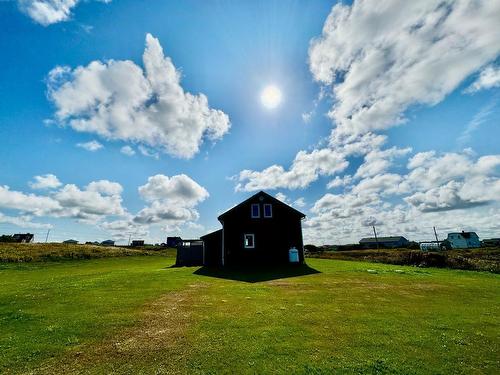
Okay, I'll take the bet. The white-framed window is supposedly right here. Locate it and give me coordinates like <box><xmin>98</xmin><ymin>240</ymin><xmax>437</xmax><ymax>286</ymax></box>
<box><xmin>263</xmin><ymin>203</ymin><xmax>272</xmax><ymax>218</ymax></box>
<box><xmin>251</xmin><ymin>203</ymin><xmax>260</xmax><ymax>218</ymax></box>
<box><xmin>244</xmin><ymin>234</ymin><xmax>255</xmax><ymax>249</ymax></box>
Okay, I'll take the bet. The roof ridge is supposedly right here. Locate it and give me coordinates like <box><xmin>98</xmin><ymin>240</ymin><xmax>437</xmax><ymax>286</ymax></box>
<box><xmin>217</xmin><ymin>191</ymin><xmax>305</xmax><ymax>220</ymax></box>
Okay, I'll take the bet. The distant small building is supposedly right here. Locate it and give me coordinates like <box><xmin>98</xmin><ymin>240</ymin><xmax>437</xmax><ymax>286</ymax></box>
<box><xmin>446</xmin><ymin>231</ymin><xmax>480</xmax><ymax>249</ymax></box>
<box><xmin>359</xmin><ymin>236</ymin><xmax>410</xmax><ymax>248</ymax></box>
<box><xmin>175</xmin><ymin>239</ymin><xmax>204</xmax><ymax>266</ymax></box>
<box><xmin>101</xmin><ymin>240</ymin><xmax>115</xmax><ymax>246</ymax></box>
<box><xmin>63</xmin><ymin>239</ymin><xmax>78</xmax><ymax>244</ymax></box>
<box><xmin>12</xmin><ymin>233</ymin><xmax>34</xmax><ymax>243</ymax></box>
<box><xmin>419</xmin><ymin>242</ymin><xmax>443</xmax><ymax>251</ymax></box>
<box><xmin>131</xmin><ymin>240</ymin><xmax>144</xmax><ymax>247</ymax></box>
<box><xmin>166</xmin><ymin>237</ymin><xmax>182</xmax><ymax>248</ymax></box>
<box><xmin>481</xmin><ymin>238</ymin><xmax>500</xmax><ymax>247</ymax></box>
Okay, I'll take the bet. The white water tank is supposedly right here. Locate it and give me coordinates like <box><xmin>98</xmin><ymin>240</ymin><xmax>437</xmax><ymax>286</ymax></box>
<box><xmin>419</xmin><ymin>242</ymin><xmax>440</xmax><ymax>251</ymax></box>
<box><xmin>289</xmin><ymin>247</ymin><xmax>299</xmax><ymax>263</ymax></box>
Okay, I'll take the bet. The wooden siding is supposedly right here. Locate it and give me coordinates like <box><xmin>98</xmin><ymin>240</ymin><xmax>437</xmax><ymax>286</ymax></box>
<box><xmin>221</xmin><ymin>193</ymin><xmax>304</xmax><ymax>266</ymax></box>
<box><xmin>201</xmin><ymin>229</ymin><xmax>222</xmax><ymax>266</ymax></box>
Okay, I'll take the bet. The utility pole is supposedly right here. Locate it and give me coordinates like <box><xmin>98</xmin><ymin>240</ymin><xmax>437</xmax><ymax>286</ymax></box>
<box><xmin>45</xmin><ymin>229</ymin><xmax>51</xmax><ymax>243</ymax></box>
<box><xmin>433</xmin><ymin>226</ymin><xmax>439</xmax><ymax>243</ymax></box>
<box><xmin>373</xmin><ymin>226</ymin><xmax>379</xmax><ymax>250</ymax></box>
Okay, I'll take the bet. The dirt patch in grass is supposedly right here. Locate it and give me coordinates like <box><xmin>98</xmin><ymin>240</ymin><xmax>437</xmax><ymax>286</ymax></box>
<box><xmin>33</xmin><ymin>283</ymin><xmax>209</xmax><ymax>374</ymax></box>
<box><xmin>266</xmin><ymin>280</ymin><xmax>300</xmax><ymax>287</ymax></box>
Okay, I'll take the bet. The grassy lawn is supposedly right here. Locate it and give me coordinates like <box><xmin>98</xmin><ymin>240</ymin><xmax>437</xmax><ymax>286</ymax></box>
<box><xmin>1</xmin><ymin>256</ymin><xmax>498</xmax><ymax>374</ymax></box>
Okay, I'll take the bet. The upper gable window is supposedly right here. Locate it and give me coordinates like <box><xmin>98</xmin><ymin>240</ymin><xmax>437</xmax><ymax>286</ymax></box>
<box><xmin>263</xmin><ymin>204</ymin><xmax>272</xmax><ymax>218</ymax></box>
<box><xmin>251</xmin><ymin>204</ymin><xmax>260</xmax><ymax>218</ymax></box>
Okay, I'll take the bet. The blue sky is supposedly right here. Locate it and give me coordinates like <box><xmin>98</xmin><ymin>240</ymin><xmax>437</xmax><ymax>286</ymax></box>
<box><xmin>1</xmin><ymin>0</ymin><xmax>500</xmax><ymax>244</ymax></box>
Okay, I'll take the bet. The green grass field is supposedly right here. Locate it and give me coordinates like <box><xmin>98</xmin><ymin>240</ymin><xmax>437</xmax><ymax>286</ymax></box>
<box><xmin>1</xmin><ymin>255</ymin><xmax>499</xmax><ymax>374</ymax></box>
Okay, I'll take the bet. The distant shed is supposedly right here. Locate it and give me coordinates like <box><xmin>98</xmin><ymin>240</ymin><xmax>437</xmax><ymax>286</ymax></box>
<box><xmin>175</xmin><ymin>239</ymin><xmax>204</xmax><ymax>266</ymax></box>
<box><xmin>359</xmin><ymin>236</ymin><xmax>409</xmax><ymax>248</ymax></box>
<box><xmin>166</xmin><ymin>237</ymin><xmax>182</xmax><ymax>248</ymax></box>
<box><xmin>12</xmin><ymin>233</ymin><xmax>34</xmax><ymax>243</ymax></box>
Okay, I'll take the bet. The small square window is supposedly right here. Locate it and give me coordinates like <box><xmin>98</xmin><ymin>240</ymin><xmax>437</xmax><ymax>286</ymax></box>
<box><xmin>244</xmin><ymin>234</ymin><xmax>255</xmax><ymax>248</ymax></box>
<box><xmin>264</xmin><ymin>204</ymin><xmax>272</xmax><ymax>218</ymax></box>
<box><xmin>251</xmin><ymin>204</ymin><xmax>260</xmax><ymax>218</ymax></box>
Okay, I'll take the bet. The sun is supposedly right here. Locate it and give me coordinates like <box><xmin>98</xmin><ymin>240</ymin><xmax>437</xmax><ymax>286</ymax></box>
<box><xmin>260</xmin><ymin>85</ymin><xmax>282</xmax><ymax>109</ymax></box>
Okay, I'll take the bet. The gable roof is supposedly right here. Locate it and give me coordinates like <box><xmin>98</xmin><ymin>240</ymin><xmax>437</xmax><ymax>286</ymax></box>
<box><xmin>448</xmin><ymin>232</ymin><xmax>478</xmax><ymax>238</ymax></box>
<box><xmin>200</xmin><ymin>229</ymin><xmax>222</xmax><ymax>240</ymax></box>
<box><xmin>218</xmin><ymin>191</ymin><xmax>305</xmax><ymax>221</ymax></box>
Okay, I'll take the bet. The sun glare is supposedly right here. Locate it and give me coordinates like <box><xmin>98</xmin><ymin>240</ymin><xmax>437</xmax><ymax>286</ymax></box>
<box><xmin>260</xmin><ymin>85</ymin><xmax>282</xmax><ymax>109</ymax></box>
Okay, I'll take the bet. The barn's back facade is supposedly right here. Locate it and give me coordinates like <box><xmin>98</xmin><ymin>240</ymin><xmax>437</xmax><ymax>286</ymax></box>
<box><xmin>202</xmin><ymin>191</ymin><xmax>305</xmax><ymax>267</ymax></box>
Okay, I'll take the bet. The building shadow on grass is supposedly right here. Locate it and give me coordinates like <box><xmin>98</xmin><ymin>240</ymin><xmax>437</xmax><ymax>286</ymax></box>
<box><xmin>192</xmin><ymin>263</ymin><xmax>321</xmax><ymax>283</ymax></box>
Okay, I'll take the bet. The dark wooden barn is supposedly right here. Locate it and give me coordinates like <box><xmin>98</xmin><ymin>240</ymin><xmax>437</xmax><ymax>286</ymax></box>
<box><xmin>201</xmin><ymin>191</ymin><xmax>306</xmax><ymax>267</ymax></box>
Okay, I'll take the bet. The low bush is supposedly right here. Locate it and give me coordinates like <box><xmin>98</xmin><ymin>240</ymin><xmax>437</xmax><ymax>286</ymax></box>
<box><xmin>307</xmin><ymin>247</ymin><xmax>500</xmax><ymax>273</ymax></box>
<box><xmin>0</xmin><ymin>243</ymin><xmax>176</xmax><ymax>263</ymax></box>
<box><xmin>304</xmin><ymin>244</ymin><xmax>321</xmax><ymax>253</ymax></box>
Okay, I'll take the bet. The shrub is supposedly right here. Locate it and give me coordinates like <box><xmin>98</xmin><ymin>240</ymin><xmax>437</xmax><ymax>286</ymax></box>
<box><xmin>0</xmin><ymin>235</ymin><xmax>14</xmax><ymax>243</ymax></box>
<box><xmin>304</xmin><ymin>244</ymin><xmax>321</xmax><ymax>253</ymax></box>
<box><xmin>0</xmin><ymin>243</ymin><xmax>176</xmax><ymax>263</ymax></box>
<box><xmin>306</xmin><ymin>247</ymin><xmax>500</xmax><ymax>273</ymax></box>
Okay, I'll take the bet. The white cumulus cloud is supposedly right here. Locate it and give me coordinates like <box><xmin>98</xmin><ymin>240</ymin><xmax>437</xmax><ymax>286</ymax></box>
<box><xmin>0</xmin><ymin>177</ymin><xmax>125</xmax><ymax>222</ymax></box>
<box><xmin>354</xmin><ymin>147</ymin><xmax>412</xmax><ymax>179</ymax></box>
<box><xmin>138</xmin><ymin>174</ymin><xmax>209</xmax><ymax>206</ymax></box>
<box><xmin>86</xmin><ymin>180</ymin><xmax>123</xmax><ymax>196</ymax></box>
<box><xmin>76</xmin><ymin>140</ymin><xmax>103</xmax><ymax>152</ymax></box>
<box><xmin>18</xmin><ymin>0</ymin><xmax>110</xmax><ymax>26</ymax></box>
<box><xmin>465</xmin><ymin>65</ymin><xmax>500</xmax><ymax>93</ymax></box>
<box><xmin>0</xmin><ymin>212</ymin><xmax>52</xmax><ymax>229</ymax></box>
<box><xmin>29</xmin><ymin>174</ymin><xmax>62</xmax><ymax>189</ymax></box>
<box><xmin>0</xmin><ymin>185</ymin><xmax>62</xmax><ymax>216</ymax></box>
<box><xmin>309</xmin><ymin>0</ymin><xmax>500</xmax><ymax>135</ymax></box>
<box><xmin>120</xmin><ymin>145</ymin><xmax>135</xmax><ymax>156</ymax></box>
<box><xmin>236</xmin><ymin>148</ymin><xmax>349</xmax><ymax>191</ymax></box>
<box><xmin>47</xmin><ymin>34</ymin><xmax>230</xmax><ymax>159</ymax></box>
<box><xmin>235</xmin><ymin>132</ymin><xmax>386</xmax><ymax>191</ymax></box>
<box><xmin>133</xmin><ymin>174</ymin><xmax>208</xmax><ymax>226</ymax></box>
<box><xmin>138</xmin><ymin>145</ymin><xmax>159</xmax><ymax>160</ymax></box>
